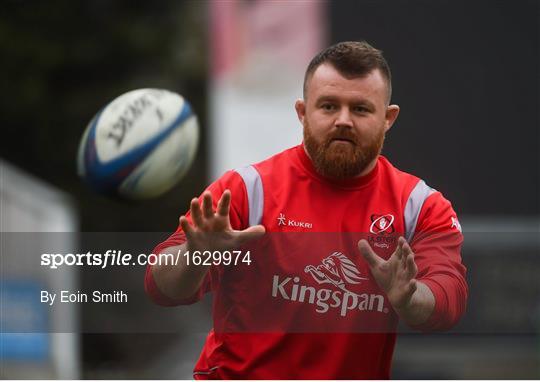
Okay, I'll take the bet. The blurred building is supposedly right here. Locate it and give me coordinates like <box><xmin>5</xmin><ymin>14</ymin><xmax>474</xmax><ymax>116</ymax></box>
<box><xmin>1</xmin><ymin>160</ymin><xmax>79</xmax><ymax>379</ymax></box>
<box><xmin>0</xmin><ymin>0</ymin><xmax>538</xmax><ymax>379</ymax></box>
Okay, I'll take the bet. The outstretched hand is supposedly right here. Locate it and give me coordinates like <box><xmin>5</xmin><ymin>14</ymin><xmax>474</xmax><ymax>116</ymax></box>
<box><xmin>358</xmin><ymin>237</ymin><xmax>418</xmax><ymax>310</ymax></box>
<box><xmin>180</xmin><ymin>190</ymin><xmax>265</xmax><ymax>252</ymax></box>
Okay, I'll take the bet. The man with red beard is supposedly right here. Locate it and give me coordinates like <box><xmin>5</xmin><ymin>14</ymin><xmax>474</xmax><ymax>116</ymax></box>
<box><xmin>145</xmin><ymin>41</ymin><xmax>467</xmax><ymax>379</ymax></box>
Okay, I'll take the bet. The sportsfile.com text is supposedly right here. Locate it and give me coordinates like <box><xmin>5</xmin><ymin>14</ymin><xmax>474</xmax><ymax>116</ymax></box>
<box><xmin>40</xmin><ymin>250</ymin><xmax>252</xmax><ymax>269</ymax></box>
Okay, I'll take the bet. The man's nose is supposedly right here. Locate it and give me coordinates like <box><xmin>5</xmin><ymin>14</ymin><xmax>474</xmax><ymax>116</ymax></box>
<box><xmin>335</xmin><ymin>107</ymin><xmax>353</xmax><ymax>128</ymax></box>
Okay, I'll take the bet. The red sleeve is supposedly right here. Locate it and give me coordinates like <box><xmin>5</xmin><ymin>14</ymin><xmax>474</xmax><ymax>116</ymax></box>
<box><xmin>409</xmin><ymin>192</ymin><xmax>468</xmax><ymax>331</ymax></box>
<box><xmin>144</xmin><ymin>170</ymin><xmax>249</xmax><ymax>306</ymax></box>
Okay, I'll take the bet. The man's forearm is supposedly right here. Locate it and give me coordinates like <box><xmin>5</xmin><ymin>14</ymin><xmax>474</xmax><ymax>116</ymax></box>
<box><xmin>393</xmin><ymin>281</ymin><xmax>435</xmax><ymax>326</ymax></box>
<box><xmin>151</xmin><ymin>243</ymin><xmax>210</xmax><ymax>301</ymax></box>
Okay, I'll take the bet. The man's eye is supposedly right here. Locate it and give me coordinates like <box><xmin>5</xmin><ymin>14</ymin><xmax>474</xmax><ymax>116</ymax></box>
<box><xmin>353</xmin><ymin>106</ymin><xmax>369</xmax><ymax>113</ymax></box>
<box><xmin>321</xmin><ymin>104</ymin><xmax>335</xmax><ymax>111</ymax></box>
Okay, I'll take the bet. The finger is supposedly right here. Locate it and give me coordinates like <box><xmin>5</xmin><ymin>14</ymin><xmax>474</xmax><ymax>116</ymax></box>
<box><xmin>401</xmin><ymin>279</ymin><xmax>417</xmax><ymax>304</ymax></box>
<box><xmin>179</xmin><ymin>215</ymin><xmax>193</xmax><ymax>234</ymax></box>
<box><xmin>358</xmin><ymin>239</ymin><xmax>384</xmax><ymax>268</ymax></box>
<box><xmin>409</xmin><ymin>279</ymin><xmax>418</xmax><ymax>295</ymax></box>
<box><xmin>400</xmin><ymin>241</ymin><xmax>409</xmax><ymax>269</ymax></box>
<box><xmin>217</xmin><ymin>190</ymin><xmax>231</xmax><ymax>217</ymax></box>
<box><xmin>238</xmin><ymin>225</ymin><xmax>266</xmax><ymax>242</ymax></box>
<box><xmin>406</xmin><ymin>252</ymin><xmax>418</xmax><ymax>280</ymax></box>
<box><xmin>234</xmin><ymin>225</ymin><xmax>266</xmax><ymax>246</ymax></box>
<box><xmin>202</xmin><ymin>191</ymin><xmax>214</xmax><ymax>219</ymax></box>
<box><xmin>402</xmin><ymin>240</ymin><xmax>413</xmax><ymax>256</ymax></box>
<box><xmin>190</xmin><ymin>198</ymin><xmax>203</xmax><ymax>227</ymax></box>
<box><xmin>244</xmin><ymin>224</ymin><xmax>266</xmax><ymax>235</ymax></box>
<box><xmin>401</xmin><ymin>241</ymin><xmax>413</xmax><ymax>269</ymax></box>
<box><xmin>395</xmin><ymin>236</ymin><xmax>406</xmax><ymax>260</ymax></box>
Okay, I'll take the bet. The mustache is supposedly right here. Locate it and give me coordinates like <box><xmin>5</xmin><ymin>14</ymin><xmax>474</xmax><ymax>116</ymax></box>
<box><xmin>324</xmin><ymin>130</ymin><xmax>360</xmax><ymax>145</ymax></box>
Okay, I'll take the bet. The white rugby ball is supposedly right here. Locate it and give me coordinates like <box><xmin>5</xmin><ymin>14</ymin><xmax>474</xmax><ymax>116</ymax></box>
<box><xmin>77</xmin><ymin>88</ymin><xmax>199</xmax><ymax>199</ymax></box>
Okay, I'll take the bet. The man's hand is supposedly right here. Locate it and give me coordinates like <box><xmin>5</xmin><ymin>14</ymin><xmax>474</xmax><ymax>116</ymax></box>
<box><xmin>180</xmin><ymin>190</ymin><xmax>265</xmax><ymax>252</ymax></box>
<box><xmin>358</xmin><ymin>237</ymin><xmax>435</xmax><ymax>326</ymax></box>
<box><xmin>357</xmin><ymin>237</ymin><xmax>417</xmax><ymax>309</ymax></box>
<box><xmin>151</xmin><ymin>190</ymin><xmax>265</xmax><ymax>301</ymax></box>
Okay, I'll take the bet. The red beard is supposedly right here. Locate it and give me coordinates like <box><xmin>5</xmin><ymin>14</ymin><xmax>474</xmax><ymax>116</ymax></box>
<box><xmin>303</xmin><ymin>123</ymin><xmax>385</xmax><ymax>180</ymax></box>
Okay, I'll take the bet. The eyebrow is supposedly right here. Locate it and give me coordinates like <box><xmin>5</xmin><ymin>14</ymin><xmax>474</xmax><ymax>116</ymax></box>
<box><xmin>315</xmin><ymin>95</ymin><xmax>376</xmax><ymax>109</ymax></box>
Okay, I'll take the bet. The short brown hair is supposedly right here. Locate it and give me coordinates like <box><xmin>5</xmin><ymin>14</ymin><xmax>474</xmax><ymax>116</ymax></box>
<box><xmin>303</xmin><ymin>41</ymin><xmax>392</xmax><ymax>103</ymax></box>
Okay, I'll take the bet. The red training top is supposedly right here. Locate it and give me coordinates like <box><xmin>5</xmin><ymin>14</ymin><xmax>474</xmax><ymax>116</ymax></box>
<box><xmin>145</xmin><ymin>145</ymin><xmax>468</xmax><ymax>379</ymax></box>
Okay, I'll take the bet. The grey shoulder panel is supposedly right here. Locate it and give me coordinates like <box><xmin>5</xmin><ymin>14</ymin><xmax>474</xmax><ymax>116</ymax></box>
<box><xmin>234</xmin><ymin>165</ymin><xmax>264</xmax><ymax>226</ymax></box>
<box><xmin>404</xmin><ymin>179</ymin><xmax>436</xmax><ymax>243</ymax></box>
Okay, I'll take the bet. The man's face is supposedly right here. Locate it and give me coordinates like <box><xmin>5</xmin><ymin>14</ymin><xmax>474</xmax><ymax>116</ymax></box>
<box><xmin>296</xmin><ymin>64</ymin><xmax>399</xmax><ymax>180</ymax></box>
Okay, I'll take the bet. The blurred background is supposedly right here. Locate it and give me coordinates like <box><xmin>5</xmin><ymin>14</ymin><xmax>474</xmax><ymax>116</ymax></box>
<box><xmin>1</xmin><ymin>0</ymin><xmax>539</xmax><ymax>379</ymax></box>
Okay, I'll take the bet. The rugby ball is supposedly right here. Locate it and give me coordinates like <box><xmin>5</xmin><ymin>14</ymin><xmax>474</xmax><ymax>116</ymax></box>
<box><xmin>77</xmin><ymin>88</ymin><xmax>199</xmax><ymax>199</ymax></box>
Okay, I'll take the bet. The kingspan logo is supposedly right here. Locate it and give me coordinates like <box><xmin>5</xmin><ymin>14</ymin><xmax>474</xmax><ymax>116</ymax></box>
<box><xmin>271</xmin><ymin>252</ymin><xmax>388</xmax><ymax>317</ymax></box>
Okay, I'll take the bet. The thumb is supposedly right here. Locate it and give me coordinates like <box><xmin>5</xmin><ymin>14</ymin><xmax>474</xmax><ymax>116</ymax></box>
<box><xmin>234</xmin><ymin>224</ymin><xmax>266</xmax><ymax>245</ymax></box>
<box><xmin>358</xmin><ymin>239</ymin><xmax>383</xmax><ymax>268</ymax></box>
<box><xmin>243</xmin><ymin>224</ymin><xmax>266</xmax><ymax>235</ymax></box>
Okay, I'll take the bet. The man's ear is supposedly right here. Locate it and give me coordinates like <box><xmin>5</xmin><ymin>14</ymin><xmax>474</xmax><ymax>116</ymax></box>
<box><xmin>384</xmin><ymin>104</ymin><xmax>400</xmax><ymax>132</ymax></box>
<box><xmin>295</xmin><ymin>99</ymin><xmax>306</xmax><ymax>124</ymax></box>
